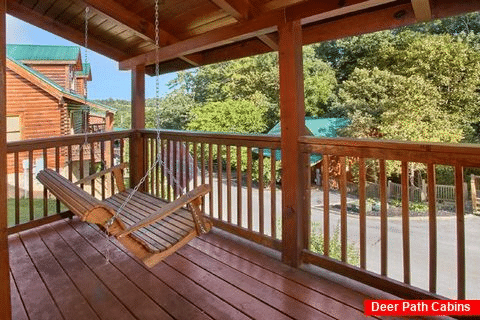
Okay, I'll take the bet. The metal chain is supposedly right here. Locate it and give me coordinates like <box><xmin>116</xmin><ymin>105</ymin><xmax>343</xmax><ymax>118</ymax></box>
<box><xmin>83</xmin><ymin>7</ymin><xmax>89</xmax><ymax>147</ymax></box>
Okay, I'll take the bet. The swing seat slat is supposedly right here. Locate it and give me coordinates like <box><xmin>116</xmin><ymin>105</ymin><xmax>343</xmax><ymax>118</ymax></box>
<box><xmin>37</xmin><ymin>165</ymin><xmax>212</xmax><ymax>267</ymax></box>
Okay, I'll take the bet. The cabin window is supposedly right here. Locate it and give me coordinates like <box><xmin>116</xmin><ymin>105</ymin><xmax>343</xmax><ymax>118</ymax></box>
<box><xmin>7</xmin><ymin>116</ymin><xmax>21</xmax><ymax>142</ymax></box>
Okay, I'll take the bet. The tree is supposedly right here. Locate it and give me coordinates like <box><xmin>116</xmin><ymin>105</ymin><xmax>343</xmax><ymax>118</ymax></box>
<box><xmin>187</xmin><ymin>99</ymin><xmax>267</xmax><ymax>134</ymax></box>
<box><xmin>145</xmin><ymin>89</ymin><xmax>195</xmax><ymax>130</ymax></box>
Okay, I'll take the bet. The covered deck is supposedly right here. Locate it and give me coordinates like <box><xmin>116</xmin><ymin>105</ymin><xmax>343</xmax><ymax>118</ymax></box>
<box><xmin>11</xmin><ymin>218</ymin><xmax>393</xmax><ymax>320</ymax></box>
<box><xmin>2</xmin><ymin>1</ymin><xmax>480</xmax><ymax>319</ymax></box>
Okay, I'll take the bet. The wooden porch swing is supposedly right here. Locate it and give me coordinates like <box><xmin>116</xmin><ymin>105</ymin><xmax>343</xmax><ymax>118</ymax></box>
<box><xmin>37</xmin><ymin>163</ymin><xmax>212</xmax><ymax>268</ymax></box>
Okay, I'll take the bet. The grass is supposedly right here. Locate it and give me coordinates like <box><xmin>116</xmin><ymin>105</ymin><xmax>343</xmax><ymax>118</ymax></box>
<box><xmin>7</xmin><ymin>198</ymin><xmax>67</xmax><ymax>227</ymax></box>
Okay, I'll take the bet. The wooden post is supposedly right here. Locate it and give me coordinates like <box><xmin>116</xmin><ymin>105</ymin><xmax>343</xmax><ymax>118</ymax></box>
<box><xmin>278</xmin><ymin>18</ymin><xmax>307</xmax><ymax>267</ymax></box>
<box><xmin>130</xmin><ymin>64</ymin><xmax>146</xmax><ymax>190</ymax></box>
<box><xmin>471</xmin><ymin>174</ymin><xmax>477</xmax><ymax>213</ymax></box>
<box><xmin>0</xmin><ymin>0</ymin><xmax>12</xmax><ymax>318</ymax></box>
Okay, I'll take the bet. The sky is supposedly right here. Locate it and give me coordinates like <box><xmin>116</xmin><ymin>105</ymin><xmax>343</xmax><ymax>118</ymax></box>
<box><xmin>6</xmin><ymin>15</ymin><xmax>177</xmax><ymax>100</ymax></box>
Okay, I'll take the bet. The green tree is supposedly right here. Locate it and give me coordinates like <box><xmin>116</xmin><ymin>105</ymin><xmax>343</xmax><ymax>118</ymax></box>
<box><xmin>145</xmin><ymin>89</ymin><xmax>195</xmax><ymax>130</ymax></box>
<box><xmin>187</xmin><ymin>99</ymin><xmax>267</xmax><ymax>133</ymax></box>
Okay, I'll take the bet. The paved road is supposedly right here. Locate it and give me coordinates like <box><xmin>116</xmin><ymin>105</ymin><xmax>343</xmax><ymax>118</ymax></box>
<box><xmin>203</xmin><ymin>178</ymin><xmax>480</xmax><ymax>299</ymax></box>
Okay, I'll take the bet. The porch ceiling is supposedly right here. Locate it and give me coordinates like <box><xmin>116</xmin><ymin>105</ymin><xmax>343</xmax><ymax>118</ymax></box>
<box><xmin>6</xmin><ymin>0</ymin><xmax>480</xmax><ymax>75</ymax></box>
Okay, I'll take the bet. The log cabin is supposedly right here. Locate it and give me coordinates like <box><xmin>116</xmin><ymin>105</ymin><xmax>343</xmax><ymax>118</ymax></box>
<box><xmin>2</xmin><ymin>1</ymin><xmax>480</xmax><ymax>320</ymax></box>
<box><xmin>5</xmin><ymin>45</ymin><xmax>117</xmax><ymax>197</ymax></box>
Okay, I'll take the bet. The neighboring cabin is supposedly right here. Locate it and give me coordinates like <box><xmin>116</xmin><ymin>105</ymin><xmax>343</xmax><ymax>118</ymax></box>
<box><xmin>264</xmin><ymin>117</ymin><xmax>349</xmax><ymax>186</ymax></box>
<box><xmin>5</xmin><ymin>44</ymin><xmax>117</xmax><ymax>196</ymax></box>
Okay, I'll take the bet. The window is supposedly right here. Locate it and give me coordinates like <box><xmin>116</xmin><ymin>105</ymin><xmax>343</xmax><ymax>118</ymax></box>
<box><xmin>7</xmin><ymin>116</ymin><xmax>21</xmax><ymax>142</ymax></box>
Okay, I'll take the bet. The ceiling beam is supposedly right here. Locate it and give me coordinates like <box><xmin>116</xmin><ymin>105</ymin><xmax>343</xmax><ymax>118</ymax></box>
<box><xmin>7</xmin><ymin>0</ymin><xmax>128</xmax><ymax>61</ymax></box>
<box><xmin>257</xmin><ymin>34</ymin><xmax>279</xmax><ymax>51</ymax></box>
<box><xmin>209</xmin><ymin>0</ymin><xmax>251</xmax><ymax>20</ymax></box>
<box><xmin>80</xmin><ymin>0</ymin><xmax>156</xmax><ymax>42</ymax></box>
<box><xmin>120</xmin><ymin>0</ymin><xmax>393</xmax><ymax>69</ymax></box>
<box><xmin>411</xmin><ymin>0</ymin><xmax>432</xmax><ymax>22</ymax></box>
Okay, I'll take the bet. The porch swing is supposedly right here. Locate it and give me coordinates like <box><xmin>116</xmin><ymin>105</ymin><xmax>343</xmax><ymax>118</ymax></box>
<box><xmin>37</xmin><ymin>1</ymin><xmax>212</xmax><ymax>268</ymax></box>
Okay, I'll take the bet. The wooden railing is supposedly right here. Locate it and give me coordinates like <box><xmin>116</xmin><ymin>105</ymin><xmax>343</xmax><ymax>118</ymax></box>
<box><xmin>140</xmin><ymin>129</ymin><xmax>283</xmax><ymax>250</ymax></box>
<box><xmin>7</xmin><ymin>129</ymin><xmax>480</xmax><ymax>302</ymax></box>
<box><xmin>300</xmin><ymin>136</ymin><xmax>480</xmax><ymax>300</ymax></box>
<box><xmin>6</xmin><ymin>130</ymin><xmax>131</xmax><ymax>234</ymax></box>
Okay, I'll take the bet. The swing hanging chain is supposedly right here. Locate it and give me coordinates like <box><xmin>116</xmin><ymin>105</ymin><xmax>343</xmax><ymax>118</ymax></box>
<box><xmin>83</xmin><ymin>6</ymin><xmax>89</xmax><ymax>148</ymax></box>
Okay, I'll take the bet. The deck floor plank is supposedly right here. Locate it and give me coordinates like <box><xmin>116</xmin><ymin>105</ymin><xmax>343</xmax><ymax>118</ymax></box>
<box><xmin>9</xmin><ymin>234</ymin><xmax>64</xmax><ymax>320</ymax></box>
<box><xmin>187</xmin><ymin>238</ymin><xmax>371</xmax><ymax>319</ymax></box>
<box><xmin>19</xmin><ymin>228</ymin><xmax>100</xmax><ymax>320</ymax></box>
<box><xmin>197</xmin><ymin>232</ymin><xmax>371</xmax><ymax>308</ymax></box>
<box><xmin>9</xmin><ymin>217</ymin><xmax>410</xmax><ymax>320</ymax></box>
<box><xmin>177</xmin><ymin>245</ymin><xmax>335</xmax><ymax>320</ymax></box>
<box><xmin>69</xmin><ymin>220</ymin><xmax>217</xmax><ymax>320</ymax></box>
<box><xmin>9</xmin><ymin>272</ymin><xmax>28</xmax><ymax>320</ymax></box>
<box><xmin>36</xmin><ymin>223</ymin><xmax>137</xmax><ymax>320</ymax></box>
<box><xmin>50</xmin><ymin>220</ymin><xmax>176</xmax><ymax>320</ymax></box>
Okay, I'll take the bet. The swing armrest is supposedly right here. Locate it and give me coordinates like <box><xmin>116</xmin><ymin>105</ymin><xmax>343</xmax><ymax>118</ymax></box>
<box><xmin>74</xmin><ymin>163</ymin><xmax>127</xmax><ymax>186</ymax></box>
<box><xmin>117</xmin><ymin>184</ymin><xmax>211</xmax><ymax>238</ymax></box>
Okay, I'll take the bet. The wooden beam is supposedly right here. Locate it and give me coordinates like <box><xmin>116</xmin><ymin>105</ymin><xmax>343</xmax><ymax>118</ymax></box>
<box><xmin>411</xmin><ymin>0</ymin><xmax>432</xmax><ymax>22</ymax></box>
<box><xmin>278</xmin><ymin>18</ymin><xmax>306</xmax><ymax>267</ymax></box>
<box><xmin>130</xmin><ymin>65</ymin><xmax>146</xmax><ymax>191</ymax></box>
<box><xmin>257</xmin><ymin>34</ymin><xmax>279</xmax><ymax>51</ymax></box>
<box><xmin>119</xmin><ymin>0</ymin><xmax>397</xmax><ymax>69</ymax></box>
<box><xmin>303</xmin><ymin>2</ymin><xmax>417</xmax><ymax>45</ymax></box>
<box><xmin>0</xmin><ymin>0</ymin><xmax>12</xmax><ymax>318</ymax></box>
<box><xmin>6</xmin><ymin>0</ymin><xmax>127</xmax><ymax>61</ymax></box>
<box><xmin>209</xmin><ymin>0</ymin><xmax>251</xmax><ymax>20</ymax></box>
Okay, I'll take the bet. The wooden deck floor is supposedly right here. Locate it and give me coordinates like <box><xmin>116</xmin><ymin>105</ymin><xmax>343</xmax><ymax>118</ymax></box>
<box><xmin>9</xmin><ymin>218</ymin><xmax>401</xmax><ymax>320</ymax></box>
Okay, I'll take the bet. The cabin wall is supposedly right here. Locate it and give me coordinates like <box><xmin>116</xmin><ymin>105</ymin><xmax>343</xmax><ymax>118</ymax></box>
<box><xmin>29</xmin><ymin>64</ymin><xmax>68</xmax><ymax>89</ymax></box>
<box><xmin>6</xmin><ymin>68</ymin><xmax>63</xmax><ymax>174</ymax></box>
<box><xmin>75</xmin><ymin>78</ymin><xmax>86</xmax><ymax>96</ymax></box>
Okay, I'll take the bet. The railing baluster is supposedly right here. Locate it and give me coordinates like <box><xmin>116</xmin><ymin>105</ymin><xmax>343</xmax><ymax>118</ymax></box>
<box><xmin>217</xmin><ymin>144</ymin><xmax>223</xmax><ymax>221</ymax></box>
<box><xmin>179</xmin><ymin>140</ymin><xmax>184</xmax><ymax>195</ymax></box>
<box><xmin>455</xmin><ymin>164</ymin><xmax>466</xmax><ymax>300</ymax></box>
<box><xmin>173</xmin><ymin>140</ymin><xmax>178</xmax><ymax>199</ymax></box>
<box><xmin>247</xmin><ymin>147</ymin><xmax>253</xmax><ymax>231</ymax></box>
<box><xmin>270</xmin><ymin>149</ymin><xmax>276</xmax><ymax>239</ymax></box>
<box><xmin>322</xmin><ymin>154</ymin><xmax>330</xmax><ymax>256</ymax></box>
<box><xmin>185</xmin><ymin>141</ymin><xmax>190</xmax><ymax>193</ymax></box>
<box><xmin>427</xmin><ymin>163</ymin><xmax>437</xmax><ymax>293</ymax></box>
<box><xmin>150</xmin><ymin>138</ymin><xmax>155</xmax><ymax>194</ymax></box>
<box><xmin>340</xmin><ymin>156</ymin><xmax>347</xmax><ymax>262</ymax></box>
<box><xmin>161</xmin><ymin>139</ymin><xmax>166</xmax><ymax>199</ymax></box>
<box><xmin>401</xmin><ymin>161</ymin><xmax>410</xmax><ymax>284</ymax></box>
<box><xmin>201</xmin><ymin>142</ymin><xmax>205</xmax><ymax>213</ymax></box>
<box><xmin>28</xmin><ymin>150</ymin><xmax>33</xmax><ymax>221</ymax></box>
<box><xmin>155</xmin><ymin>138</ymin><xmax>160</xmax><ymax>197</ymax></box>
<box><xmin>110</xmin><ymin>139</ymin><xmax>115</xmax><ymax>196</ymax></box>
<box><xmin>101</xmin><ymin>141</ymin><xmax>106</xmax><ymax>200</ymax></box>
<box><xmin>359</xmin><ymin>157</ymin><xmax>366</xmax><ymax>269</ymax></box>
<box><xmin>43</xmin><ymin>149</ymin><xmax>48</xmax><ymax>217</ymax></box>
<box><xmin>14</xmin><ymin>152</ymin><xmax>19</xmax><ymax>225</ymax></box>
<box><xmin>167</xmin><ymin>140</ymin><xmax>171</xmax><ymax>201</ymax></box>
<box><xmin>226</xmin><ymin>145</ymin><xmax>232</xmax><ymax>224</ymax></box>
<box><xmin>89</xmin><ymin>142</ymin><xmax>95</xmax><ymax>197</ymax></box>
<box><xmin>379</xmin><ymin>159</ymin><xmax>388</xmax><ymax>276</ymax></box>
<box><xmin>55</xmin><ymin>146</ymin><xmax>60</xmax><ymax>213</ymax></box>
<box><xmin>193</xmin><ymin>143</ymin><xmax>198</xmax><ymax>188</ymax></box>
<box><xmin>79</xmin><ymin>143</ymin><xmax>84</xmax><ymax>190</ymax></box>
<box><xmin>68</xmin><ymin>145</ymin><xmax>73</xmax><ymax>181</ymax></box>
<box><xmin>259</xmin><ymin>148</ymin><xmax>264</xmax><ymax>235</ymax></box>
<box><xmin>237</xmin><ymin>146</ymin><xmax>242</xmax><ymax>227</ymax></box>
<box><xmin>209</xmin><ymin>143</ymin><xmax>214</xmax><ymax>217</ymax></box>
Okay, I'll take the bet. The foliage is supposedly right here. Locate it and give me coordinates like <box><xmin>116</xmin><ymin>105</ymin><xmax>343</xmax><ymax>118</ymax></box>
<box><xmin>145</xmin><ymin>89</ymin><xmax>196</xmax><ymax>130</ymax></box>
<box><xmin>336</xmin><ymin>67</ymin><xmax>464</xmax><ymax>143</ymax></box>
<box><xmin>187</xmin><ymin>99</ymin><xmax>267</xmax><ymax>134</ymax></box>
<box><xmin>310</xmin><ymin>223</ymin><xmax>360</xmax><ymax>266</ymax></box>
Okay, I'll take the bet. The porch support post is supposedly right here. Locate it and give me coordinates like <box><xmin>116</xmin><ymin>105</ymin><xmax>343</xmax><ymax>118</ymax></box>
<box><xmin>278</xmin><ymin>18</ymin><xmax>307</xmax><ymax>267</ymax></box>
<box><xmin>0</xmin><ymin>0</ymin><xmax>12</xmax><ymax>318</ymax></box>
<box><xmin>130</xmin><ymin>64</ymin><xmax>146</xmax><ymax>191</ymax></box>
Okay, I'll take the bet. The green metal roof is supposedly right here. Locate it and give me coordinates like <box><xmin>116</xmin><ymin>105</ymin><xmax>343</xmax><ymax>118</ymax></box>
<box><xmin>6</xmin><ymin>44</ymin><xmax>80</xmax><ymax>62</ymax></box>
<box><xmin>75</xmin><ymin>63</ymin><xmax>91</xmax><ymax>77</ymax></box>
<box><xmin>263</xmin><ymin>117</ymin><xmax>349</xmax><ymax>164</ymax></box>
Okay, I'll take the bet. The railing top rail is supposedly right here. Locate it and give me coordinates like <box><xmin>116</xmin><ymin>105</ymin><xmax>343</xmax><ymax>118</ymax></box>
<box><xmin>139</xmin><ymin>129</ymin><xmax>281</xmax><ymax>148</ymax></box>
<box><xmin>7</xmin><ymin>130</ymin><xmax>133</xmax><ymax>153</ymax></box>
<box><xmin>300</xmin><ymin>136</ymin><xmax>480</xmax><ymax>166</ymax></box>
